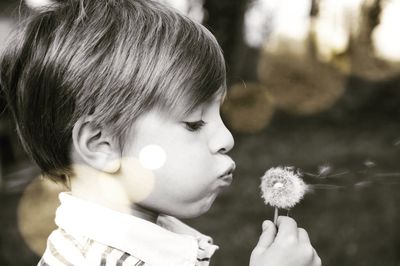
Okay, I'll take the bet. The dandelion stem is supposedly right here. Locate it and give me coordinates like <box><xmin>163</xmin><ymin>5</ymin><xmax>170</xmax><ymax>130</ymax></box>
<box><xmin>274</xmin><ymin>207</ymin><xmax>278</xmax><ymax>225</ymax></box>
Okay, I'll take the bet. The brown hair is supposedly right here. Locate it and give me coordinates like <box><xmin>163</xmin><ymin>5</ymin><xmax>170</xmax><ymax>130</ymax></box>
<box><xmin>0</xmin><ymin>0</ymin><xmax>226</xmax><ymax>181</ymax></box>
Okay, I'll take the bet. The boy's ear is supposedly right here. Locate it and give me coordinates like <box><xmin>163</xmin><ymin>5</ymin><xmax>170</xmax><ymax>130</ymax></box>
<box><xmin>72</xmin><ymin>116</ymin><xmax>121</xmax><ymax>173</ymax></box>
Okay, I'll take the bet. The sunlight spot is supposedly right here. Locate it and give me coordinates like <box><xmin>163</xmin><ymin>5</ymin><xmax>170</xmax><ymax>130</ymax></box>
<box><xmin>372</xmin><ymin>0</ymin><xmax>400</xmax><ymax>62</ymax></box>
<box><xmin>139</xmin><ymin>144</ymin><xmax>167</xmax><ymax>170</ymax></box>
<box><xmin>18</xmin><ymin>176</ymin><xmax>66</xmax><ymax>255</ymax></box>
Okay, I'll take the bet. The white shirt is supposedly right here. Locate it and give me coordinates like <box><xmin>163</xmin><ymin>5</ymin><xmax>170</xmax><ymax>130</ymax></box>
<box><xmin>38</xmin><ymin>192</ymin><xmax>219</xmax><ymax>266</ymax></box>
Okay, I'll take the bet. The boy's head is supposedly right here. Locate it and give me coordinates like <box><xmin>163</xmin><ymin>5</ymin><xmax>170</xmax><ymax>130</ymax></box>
<box><xmin>0</xmin><ymin>0</ymin><xmax>227</xmax><ymax>181</ymax></box>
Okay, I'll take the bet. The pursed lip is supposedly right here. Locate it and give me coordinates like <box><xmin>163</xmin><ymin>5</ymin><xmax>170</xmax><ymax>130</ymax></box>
<box><xmin>220</xmin><ymin>173</ymin><xmax>233</xmax><ymax>185</ymax></box>
<box><xmin>218</xmin><ymin>161</ymin><xmax>236</xmax><ymax>186</ymax></box>
<box><xmin>219</xmin><ymin>163</ymin><xmax>236</xmax><ymax>178</ymax></box>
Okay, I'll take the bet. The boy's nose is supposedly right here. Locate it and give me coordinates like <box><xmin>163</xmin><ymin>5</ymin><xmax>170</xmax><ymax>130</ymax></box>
<box><xmin>209</xmin><ymin>120</ymin><xmax>235</xmax><ymax>154</ymax></box>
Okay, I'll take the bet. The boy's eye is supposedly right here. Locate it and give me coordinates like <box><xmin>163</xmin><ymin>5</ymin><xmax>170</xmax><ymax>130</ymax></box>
<box><xmin>184</xmin><ymin>120</ymin><xmax>206</xmax><ymax>132</ymax></box>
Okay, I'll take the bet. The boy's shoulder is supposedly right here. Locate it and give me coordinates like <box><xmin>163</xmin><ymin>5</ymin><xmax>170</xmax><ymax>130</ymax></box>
<box><xmin>38</xmin><ymin>228</ymin><xmax>146</xmax><ymax>266</ymax></box>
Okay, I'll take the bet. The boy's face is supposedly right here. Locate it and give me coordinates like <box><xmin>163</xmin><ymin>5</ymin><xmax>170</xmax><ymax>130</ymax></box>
<box><xmin>120</xmin><ymin>91</ymin><xmax>235</xmax><ymax>218</ymax></box>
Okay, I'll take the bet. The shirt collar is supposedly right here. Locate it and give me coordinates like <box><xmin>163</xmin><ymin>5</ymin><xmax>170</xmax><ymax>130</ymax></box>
<box><xmin>55</xmin><ymin>192</ymin><xmax>200</xmax><ymax>266</ymax></box>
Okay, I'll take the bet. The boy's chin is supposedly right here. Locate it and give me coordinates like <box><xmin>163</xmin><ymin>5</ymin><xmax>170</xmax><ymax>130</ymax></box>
<box><xmin>170</xmin><ymin>212</ymin><xmax>203</xmax><ymax>220</ymax></box>
<box><xmin>169</xmin><ymin>202</ymin><xmax>214</xmax><ymax>219</ymax></box>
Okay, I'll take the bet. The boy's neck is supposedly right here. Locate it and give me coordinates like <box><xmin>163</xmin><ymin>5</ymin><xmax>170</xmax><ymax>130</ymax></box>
<box><xmin>70</xmin><ymin>173</ymin><xmax>159</xmax><ymax>224</ymax></box>
<box><xmin>129</xmin><ymin>204</ymin><xmax>159</xmax><ymax>223</ymax></box>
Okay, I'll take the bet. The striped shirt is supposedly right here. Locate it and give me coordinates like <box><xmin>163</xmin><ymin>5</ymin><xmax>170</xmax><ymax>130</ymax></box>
<box><xmin>38</xmin><ymin>193</ymin><xmax>219</xmax><ymax>266</ymax></box>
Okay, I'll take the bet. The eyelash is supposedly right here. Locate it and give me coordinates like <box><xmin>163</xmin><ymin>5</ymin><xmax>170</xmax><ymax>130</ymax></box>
<box><xmin>184</xmin><ymin>120</ymin><xmax>206</xmax><ymax>132</ymax></box>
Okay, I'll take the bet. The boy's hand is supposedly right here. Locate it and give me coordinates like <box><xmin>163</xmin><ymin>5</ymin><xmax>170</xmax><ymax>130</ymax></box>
<box><xmin>250</xmin><ymin>216</ymin><xmax>321</xmax><ymax>266</ymax></box>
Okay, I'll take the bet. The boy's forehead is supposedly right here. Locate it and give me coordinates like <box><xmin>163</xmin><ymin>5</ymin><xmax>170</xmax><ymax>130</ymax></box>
<box><xmin>202</xmin><ymin>90</ymin><xmax>226</xmax><ymax>109</ymax></box>
<box><xmin>164</xmin><ymin>88</ymin><xmax>227</xmax><ymax>118</ymax></box>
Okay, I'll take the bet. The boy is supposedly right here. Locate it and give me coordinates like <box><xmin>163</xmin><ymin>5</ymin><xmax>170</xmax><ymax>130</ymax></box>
<box><xmin>0</xmin><ymin>0</ymin><xmax>321</xmax><ymax>265</ymax></box>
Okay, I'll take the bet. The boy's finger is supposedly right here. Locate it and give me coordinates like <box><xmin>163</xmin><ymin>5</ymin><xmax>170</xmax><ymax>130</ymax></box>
<box><xmin>298</xmin><ymin>228</ymin><xmax>311</xmax><ymax>243</ymax></box>
<box><xmin>276</xmin><ymin>216</ymin><xmax>298</xmax><ymax>242</ymax></box>
<box><xmin>312</xmin><ymin>249</ymin><xmax>322</xmax><ymax>266</ymax></box>
<box><xmin>255</xmin><ymin>220</ymin><xmax>277</xmax><ymax>250</ymax></box>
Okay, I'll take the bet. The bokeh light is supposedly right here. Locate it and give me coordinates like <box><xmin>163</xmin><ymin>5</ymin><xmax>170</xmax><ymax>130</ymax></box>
<box><xmin>17</xmin><ymin>177</ymin><xmax>66</xmax><ymax>255</ymax></box>
<box><xmin>73</xmin><ymin>157</ymin><xmax>156</xmax><ymax>204</ymax></box>
<box><xmin>372</xmin><ymin>0</ymin><xmax>400</xmax><ymax>63</ymax></box>
<box><xmin>312</xmin><ymin>0</ymin><xmax>364</xmax><ymax>64</ymax></box>
<box><xmin>139</xmin><ymin>144</ymin><xmax>167</xmax><ymax>170</ymax></box>
<box><xmin>258</xmin><ymin>45</ymin><xmax>345</xmax><ymax>115</ymax></box>
<box><xmin>311</xmin><ymin>0</ymin><xmax>400</xmax><ymax>80</ymax></box>
<box><xmin>221</xmin><ymin>82</ymin><xmax>275</xmax><ymax>134</ymax></box>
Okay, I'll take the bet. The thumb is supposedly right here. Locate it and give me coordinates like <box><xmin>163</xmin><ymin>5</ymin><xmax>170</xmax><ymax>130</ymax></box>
<box><xmin>255</xmin><ymin>220</ymin><xmax>277</xmax><ymax>251</ymax></box>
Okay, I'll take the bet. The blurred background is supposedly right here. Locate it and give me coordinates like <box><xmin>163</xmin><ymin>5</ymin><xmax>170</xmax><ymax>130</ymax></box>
<box><xmin>1</xmin><ymin>0</ymin><xmax>400</xmax><ymax>265</ymax></box>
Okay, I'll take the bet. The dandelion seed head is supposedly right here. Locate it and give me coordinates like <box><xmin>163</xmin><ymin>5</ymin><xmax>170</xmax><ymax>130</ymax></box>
<box><xmin>363</xmin><ymin>160</ymin><xmax>376</xmax><ymax>168</ymax></box>
<box><xmin>354</xmin><ymin>181</ymin><xmax>372</xmax><ymax>189</ymax></box>
<box><xmin>260</xmin><ymin>166</ymin><xmax>308</xmax><ymax>209</ymax></box>
<box><xmin>394</xmin><ymin>139</ymin><xmax>400</xmax><ymax>146</ymax></box>
<box><xmin>318</xmin><ymin>164</ymin><xmax>332</xmax><ymax>177</ymax></box>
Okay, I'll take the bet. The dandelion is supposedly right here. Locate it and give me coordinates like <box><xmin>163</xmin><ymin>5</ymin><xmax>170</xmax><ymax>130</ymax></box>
<box><xmin>363</xmin><ymin>159</ymin><xmax>376</xmax><ymax>168</ymax></box>
<box><xmin>260</xmin><ymin>166</ymin><xmax>308</xmax><ymax>224</ymax></box>
<box><xmin>318</xmin><ymin>164</ymin><xmax>332</xmax><ymax>177</ymax></box>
